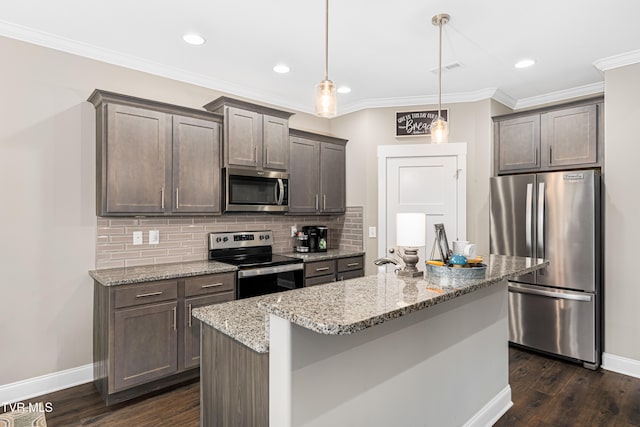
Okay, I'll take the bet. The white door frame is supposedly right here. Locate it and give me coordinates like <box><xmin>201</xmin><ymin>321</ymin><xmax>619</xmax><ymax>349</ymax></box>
<box><xmin>377</xmin><ymin>143</ymin><xmax>467</xmax><ymax>259</ymax></box>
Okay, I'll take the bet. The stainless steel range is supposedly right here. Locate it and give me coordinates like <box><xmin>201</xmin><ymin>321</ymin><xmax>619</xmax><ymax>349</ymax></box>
<box><xmin>208</xmin><ymin>230</ymin><xmax>303</xmax><ymax>299</ymax></box>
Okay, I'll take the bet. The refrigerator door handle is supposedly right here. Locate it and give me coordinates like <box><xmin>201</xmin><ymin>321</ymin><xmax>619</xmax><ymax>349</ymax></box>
<box><xmin>537</xmin><ymin>182</ymin><xmax>545</xmax><ymax>260</ymax></box>
<box><xmin>525</xmin><ymin>183</ymin><xmax>533</xmax><ymax>257</ymax></box>
<box><xmin>508</xmin><ymin>283</ymin><xmax>593</xmax><ymax>302</ymax></box>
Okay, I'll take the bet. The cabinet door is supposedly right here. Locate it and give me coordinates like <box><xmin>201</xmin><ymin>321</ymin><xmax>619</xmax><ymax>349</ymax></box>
<box><xmin>183</xmin><ymin>291</ymin><xmax>235</xmax><ymax>370</ymax></box>
<box><xmin>113</xmin><ymin>301</ymin><xmax>178</xmax><ymax>391</ymax></box>
<box><xmin>289</xmin><ymin>137</ymin><xmax>320</xmax><ymax>213</ymax></box>
<box><xmin>496</xmin><ymin>115</ymin><xmax>541</xmax><ymax>173</ymax></box>
<box><xmin>105</xmin><ymin>104</ymin><xmax>171</xmax><ymax>214</ymax></box>
<box><xmin>542</xmin><ymin>104</ymin><xmax>597</xmax><ymax>167</ymax></box>
<box><xmin>262</xmin><ymin>115</ymin><xmax>289</xmax><ymax>171</ymax></box>
<box><xmin>320</xmin><ymin>142</ymin><xmax>346</xmax><ymax>213</ymax></box>
<box><xmin>172</xmin><ymin>116</ymin><xmax>221</xmax><ymax>214</ymax></box>
<box><xmin>226</xmin><ymin>107</ymin><xmax>260</xmax><ymax>168</ymax></box>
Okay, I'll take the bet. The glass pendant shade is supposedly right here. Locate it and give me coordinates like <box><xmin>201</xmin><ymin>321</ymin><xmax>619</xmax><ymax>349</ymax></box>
<box><xmin>315</xmin><ymin>79</ymin><xmax>337</xmax><ymax>118</ymax></box>
<box><xmin>430</xmin><ymin>116</ymin><xmax>449</xmax><ymax>144</ymax></box>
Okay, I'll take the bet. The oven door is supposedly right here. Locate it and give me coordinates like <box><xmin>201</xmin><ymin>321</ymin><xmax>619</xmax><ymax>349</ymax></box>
<box><xmin>225</xmin><ymin>168</ymin><xmax>289</xmax><ymax>212</ymax></box>
<box><xmin>236</xmin><ymin>263</ymin><xmax>303</xmax><ymax>299</ymax></box>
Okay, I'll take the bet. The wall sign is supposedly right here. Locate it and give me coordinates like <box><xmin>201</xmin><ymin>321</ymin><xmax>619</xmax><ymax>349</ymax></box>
<box><xmin>396</xmin><ymin>109</ymin><xmax>449</xmax><ymax>137</ymax></box>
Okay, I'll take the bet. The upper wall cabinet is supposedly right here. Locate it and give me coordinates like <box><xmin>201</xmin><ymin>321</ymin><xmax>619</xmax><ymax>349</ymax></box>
<box><xmin>289</xmin><ymin>129</ymin><xmax>347</xmax><ymax>215</ymax></box>
<box><xmin>89</xmin><ymin>90</ymin><xmax>222</xmax><ymax>216</ymax></box>
<box><xmin>203</xmin><ymin>97</ymin><xmax>293</xmax><ymax>172</ymax></box>
<box><xmin>494</xmin><ymin>99</ymin><xmax>603</xmax><ymax>175</ymax></box>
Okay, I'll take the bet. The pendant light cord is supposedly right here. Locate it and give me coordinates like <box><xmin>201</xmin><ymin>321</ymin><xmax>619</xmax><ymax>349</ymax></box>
<box><xmin>324</xmin><ymin>0</ymin><xmax>329</xmax><ymax>81</ymax></box>
<box><xmin>437</xmin><ymin>18</ymin><xmax>442</xmax><ymax>117</ymax></box>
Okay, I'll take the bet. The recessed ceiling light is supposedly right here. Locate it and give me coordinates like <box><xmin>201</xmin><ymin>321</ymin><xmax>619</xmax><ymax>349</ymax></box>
<box><xmin>182</xmin><ymin>33</ymin><xmax>205</xmax><ymax>46</ymax></box>
<box><xmin>273</xmin><ymin>64</ymin><xmax>290</xmax><ymax>74</ymax></box>
<box><xmin>337</xmin><ymin>86</ymin><xmax>351</xmax><ymax>94</ymax></box>
<box><xmin>515</xmin><ymin>59</ymin><xmax>535</xmax><ymax>69</ymax></box>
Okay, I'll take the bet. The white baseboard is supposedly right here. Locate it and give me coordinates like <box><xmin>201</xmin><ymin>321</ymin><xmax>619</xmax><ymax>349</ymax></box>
<box><xmin>602</xmin><ymin>352</ymin><xmax>640</xmax><ymax>379</ymax></box>
<box><xmin>0</xmin><ymin>364</ymin><xmax>93</xmax><ymax>405</ymax></box>
<box><xmin>464</xmin><ymin>385</ymin><xmax>513</xmax><ymax>427</ymax></box>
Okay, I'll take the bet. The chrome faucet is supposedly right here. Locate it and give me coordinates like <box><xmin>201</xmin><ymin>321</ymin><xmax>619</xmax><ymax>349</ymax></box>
<box><xmin>373</xmin><ymin>257</ymin><xmax>402</xmax><ymax>273</ymax></box>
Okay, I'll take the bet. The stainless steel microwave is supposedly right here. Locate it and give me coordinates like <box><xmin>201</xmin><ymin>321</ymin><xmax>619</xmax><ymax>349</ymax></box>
<box><xmin>224</xmin><ymin>168</ymin><xmax>289</xmax><ymax>212</ymax></box>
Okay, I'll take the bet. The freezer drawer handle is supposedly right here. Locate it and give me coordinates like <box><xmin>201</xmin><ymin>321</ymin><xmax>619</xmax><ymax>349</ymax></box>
<box><xmin>508</xmin><ymin>284</ymin><xmax>592</xmax><ymax>302</ymax></box>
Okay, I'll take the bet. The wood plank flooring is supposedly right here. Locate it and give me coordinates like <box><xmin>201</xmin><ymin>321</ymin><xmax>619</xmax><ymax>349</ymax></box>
<box><xmin>5</xmin><ymin>347</ymin><xmax>640</xmax><ymax>426</ymax></box>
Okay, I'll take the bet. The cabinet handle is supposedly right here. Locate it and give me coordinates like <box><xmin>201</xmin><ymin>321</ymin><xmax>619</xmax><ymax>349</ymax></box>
<box><xmin>254</xmin><ymin>146</ymin><xmax>258</xmax><ymax>164</ymax></box>
<box><xmin>315</xmin><ymin>194</ymin><xmax>319</xmax><ymax>211</ymax></box>
<box><xmin>201</xmin><ymin>282</ymin><xmax>223</xmax><ymax>289</ymax></box>
<box><xmin>172</xmin><ymin>306</ymin><xmax>177</xmax><ymax>331</ymax></box>
<box><xmin>188</xmin><ymin>303</ymin><xmax>193</xmax><ymax>328</ymax></box>
<box><xmin>347</xmin><ymin>263</ymin><xmax>359</xmax><ymax>267</ymax></box>
<box><xmin>549</xmin><ymin>146</ymin><xmax>552</xmax><ymax>165</ymax></box>
<box><xmin>135</xmin><ymin>291</ymin><xmax>163</xmax><ymax>298</ymax></box>
<box><xmin>534</xmin><ymin>148</ymin><xmax>538</xmax><ymax>166</ymax></box>
<box><xmin>323</xmin><ymin>195</ymin><xmax>326</xmax><ymax>211</ymax></box>
<box><xmin>161</xmin><ymin>187</ymin><xmax>165</xmax><ymax>209</ymax></box>
<box><xmin>176</xmin><ymin>188</ymin><xmax>180</xmax><ymax>209</ymax></box>
<box><xmin>315</xmin><ymin>267</ymin><xmax>330</xmax><ymax>272</ymax></box>
<box><xmin>265</xmin><ymin>147</ymin><xmax>268</xmax><ymax>163</ymax></box>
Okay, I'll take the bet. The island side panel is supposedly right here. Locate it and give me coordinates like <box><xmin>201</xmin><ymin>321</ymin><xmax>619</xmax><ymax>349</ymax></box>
<box><xmin>200</xmin><ymin>324</ymin><xmax>269</xmax><ymax>427</ymax></box>
<box><xmin>269</xmin><ymin>280</ymin><xmax>510</xmax><ymax>427</ymax></box>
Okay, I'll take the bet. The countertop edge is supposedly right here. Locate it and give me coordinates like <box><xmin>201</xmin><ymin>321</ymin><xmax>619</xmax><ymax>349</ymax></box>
<box><xmin>89</xmin><ymin>262</ymin><xmax>238</xmax><ymax>286</ymax></box>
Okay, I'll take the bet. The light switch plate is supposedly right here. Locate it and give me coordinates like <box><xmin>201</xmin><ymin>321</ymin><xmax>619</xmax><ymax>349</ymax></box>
<box><xmin>149</xmin><ymin>230</ymin><xmax>160</xmax><ymax>245</ymax></box>
<box><xmin>290</xmin><ymin>225</ymin><xmax>297</xmax><ymax>237</ymax></box>
<box><xmin>368</xmin><ymin>226</ymin><xmax>377</xmax><ymax>238</ymax></box>
<box><xmin>133</xmin><ymin>231</ymin><xmax>143</xmax><ymax>245</ymax></box>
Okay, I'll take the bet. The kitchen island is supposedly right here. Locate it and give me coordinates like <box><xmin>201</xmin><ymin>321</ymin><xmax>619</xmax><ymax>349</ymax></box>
<box><xmin>192</xmin><ymin>255</ymin><xmax>547</xmax><ymax>427</ymax></box>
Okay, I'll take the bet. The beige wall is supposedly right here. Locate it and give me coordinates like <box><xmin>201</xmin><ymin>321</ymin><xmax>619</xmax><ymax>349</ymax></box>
<box><xmin>603</xmin><ymin>63</ymin><xmax>640</xmax><ymax>360</ymax></box>
<box><xmin>330</xmin><ymin>100</ymin><xmax>496</xmax><ymax>274</ymax></box>
<box><xmin>0</xmin><ymin>35</ymin><xmax>330</xmax><ymax>386</ymax></box>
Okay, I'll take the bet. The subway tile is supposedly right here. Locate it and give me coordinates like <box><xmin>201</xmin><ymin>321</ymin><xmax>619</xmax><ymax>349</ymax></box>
<box><xmin>167</xmin><ymin>247</ymin><xmax>193</xmax><ymax>256</ymax></box>
<box><xmin>167</xmin><ymin>218</ymin><xmax>194</xmax><ymax>225</ymax></box>
<box><xmin>109</xmin><ymin>218</ymin><xmax>139</xmax><ymax>227</ymax></box>
<box><xmin>180</xmin><ymin>224</ymin><xmax>204</xmax><ymax>233</ymax></box>
<box><xmin>138</xmin><ymin>249</ymin><xmax>169</xmax><ymax>257</ymax></box>
<box><xmin>204</xmin><ymin>224</ymin><xmax>227</xmax><ymax>232</ymax></box>
<box><xmin>111</xmin><ymin>251</ymin><xmax>141</xmax><ymax>260</ymax></box>
<box><xmin>138</xmin><ymin>218</ymin><xmax>170</xmax><ymax>226</ymax></box>
<box><xmin>99</xmin><ymin>227</ymin><xmax>126</xmax><ymax>235</ymax></box>
<box><xmin>97</xmin><ymin>218</ymin><xmax>109</xmax><ymax>227</ymax></box>
<box><xmin>96</xmin><ymin>243</ymin><xmax>126</xmax><ymax>253</ymax></box>
<box><xmin>180</xmin><ymin>254</ymin><xmax>207</xmax><ymax>262</ymax></box>
<box><xmin>154</xmin><ymin>255</ymin><xmax>182</xmax><ymax>265</ymax></box>
<box><xmin>165</xmin><ymin>233</ymin><xmax>192</xmax><ymax>241</ymax></box>
<box><xmin>125</xmin><ymin>258</ymin><xmax>154</xmax><ymax>267</ymax></box>
<box><xmin>96</xmin><ymin>259</ymin><xmax>125</xmax><ymax>269</ymax></box>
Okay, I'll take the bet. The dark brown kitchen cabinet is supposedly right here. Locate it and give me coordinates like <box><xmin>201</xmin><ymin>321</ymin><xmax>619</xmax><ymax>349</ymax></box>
<box><xmin>494</xmin><ymin>98</ymin><xmax>602</xmax><ymax>175</ymax></box>
<box><xmin>88</xmin><ymin>90</ymin><xmax>223</xmax><ymax>216</ymax></box>
<box><xmin>203</xmin><ymin>97</ymin><xmax>293</xmax><ymax>172</ymax></box>
<box><xmin>303</xmin><ymin>255</ymin><xmax>364</xmax><ymax>287</ymax></box>
<box><xmin>289</xmin><ymin>129</ymin><xmax>348</xmax><ymax>215</ymax></box>
<box><xmin>172</xmin><ymin>115</ymin><xmax>221</xmax><ymax>213</ymax></box>
<box><xmin>93</xmin><ymin>271</ymin><xmax>236</xmax><ymax>405</ymax></box>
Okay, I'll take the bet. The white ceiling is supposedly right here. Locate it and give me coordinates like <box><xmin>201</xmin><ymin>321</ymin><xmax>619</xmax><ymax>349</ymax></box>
<box><xmin>2</xmin><ymin>0</ymin><xmax>640</xmax><ymax>116</ymax></box>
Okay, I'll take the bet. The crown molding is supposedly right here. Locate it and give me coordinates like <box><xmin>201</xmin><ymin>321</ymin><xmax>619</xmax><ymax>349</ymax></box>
<box><xmin>513</xmin><ymin>82</ymin><xmax>604</xmax><ymax>110</ymax></box>
<box><xmin>594</xmin><ymin>49</ymin><xmax>640</xmax><ymax>72</ymax></box>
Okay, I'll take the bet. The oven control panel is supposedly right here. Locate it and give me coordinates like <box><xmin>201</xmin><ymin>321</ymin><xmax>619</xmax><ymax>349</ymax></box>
<box><xmin>209</xmin><ymin>230</ymin><xmax>273</xmax><ymax>250</ymax></box>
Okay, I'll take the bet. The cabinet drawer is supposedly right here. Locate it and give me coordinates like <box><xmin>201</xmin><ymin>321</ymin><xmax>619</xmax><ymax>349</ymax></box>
<box><xmin>338</xmin><ymin>269</ymin><xmax>364</xmax><ymax>281</ymax></box>
<box><xmin>305</xmin><ymin>260</ymin><xmax>336</xmax><ymax>278</ymax></box>
<box><xmin>305</xmin><ymin>274</ymin><xmax>335</xmax><ymax>287</ymax></box>
<box><xmin>184</xmin><ymin>272</ymin><xmax>236</xmax><ymax>297</ymax></box>
<box><xmin>114</xmin><ymin>280</ymin><xmax>178</xmax><ymax>309</ymax></box>
<box><xmin>337</xmin><ymin>256</ymin><xmax>364</xmax><ymax>272</ymax></box>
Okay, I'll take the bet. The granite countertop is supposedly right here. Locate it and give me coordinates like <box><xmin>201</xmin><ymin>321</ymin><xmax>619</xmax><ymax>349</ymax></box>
<box><xmin>89</xmin><ymin>260</ymin><xmax>237</xmax><ymax>286</ymax></box>
<box><xmin>283</xmin><ymin>249</ymin><xmax>365</xmax><ymax>262</ymax></box>
<box><xmin>195</xmin><ymin>254</ymin><xmax>547</xmax><ymax>352</ymax></box>
<box><xmin>257</xmin><ymin>254</ymin><xmax>547</xmax><ymax>335</ymax></box>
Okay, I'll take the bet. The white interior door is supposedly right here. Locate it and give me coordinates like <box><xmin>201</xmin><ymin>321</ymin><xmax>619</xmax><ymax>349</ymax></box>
<box><xmin>378</xmin><ymin>143</ymin><xmax>466</xmax><ymax>271</ymax></box>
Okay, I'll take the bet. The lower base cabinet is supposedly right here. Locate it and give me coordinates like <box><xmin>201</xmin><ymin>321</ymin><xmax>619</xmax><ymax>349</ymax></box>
<box><xmin>303</xmin><ymin>255</ymin><xmax>364</xmax><ymax>287</ymax></box>
<box><xmin>93</xmin><ymin>271</ymin><xmax>235</xmax><ymax>404</ymax></box>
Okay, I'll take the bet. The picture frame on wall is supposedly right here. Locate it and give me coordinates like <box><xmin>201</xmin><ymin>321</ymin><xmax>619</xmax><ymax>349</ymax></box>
<box><xmin>395</xmin><ymin>109</ymin><xmax>449</xmax><ymax>137</ymax></box>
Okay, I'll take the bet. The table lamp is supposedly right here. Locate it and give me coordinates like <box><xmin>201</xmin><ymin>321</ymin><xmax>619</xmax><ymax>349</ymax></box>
<box><xmin>396</xmin><ymin>213</ymin><xmax>426</xmax><ymax>277</ymax></box>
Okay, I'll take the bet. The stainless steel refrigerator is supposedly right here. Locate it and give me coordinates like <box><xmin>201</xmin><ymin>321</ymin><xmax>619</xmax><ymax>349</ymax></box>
<box><xmin>490</xmin><ymin>169</ymin><xmax>602</xmax><ymax>369</ymax></box>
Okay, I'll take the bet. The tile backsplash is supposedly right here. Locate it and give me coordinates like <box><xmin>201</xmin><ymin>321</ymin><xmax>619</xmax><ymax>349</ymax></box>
<box><xmin>96</xmin><ymin>206</ymin><xmax>364</xmax><ymax>269</ymax></box>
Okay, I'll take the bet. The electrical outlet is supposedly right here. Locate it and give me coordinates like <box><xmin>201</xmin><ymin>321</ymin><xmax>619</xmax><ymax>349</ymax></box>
<box><xmin>291</xmin><ymin>225</ymin><xmax>297</xmax><ymax>237</ymax></box>
<box><xmin>368</xmin><ymin>226</ymin><xmax>377</xmax><ymax>238</ymax></box>
<box><xmin>132</xmin><ymin>231</ymin><xmax>143</xmax><ymax>245</ymax></box>
<box><xmin>149</xmin><ymin>230</ymin><xmax>160</xmax><ymax>245</ymax></box>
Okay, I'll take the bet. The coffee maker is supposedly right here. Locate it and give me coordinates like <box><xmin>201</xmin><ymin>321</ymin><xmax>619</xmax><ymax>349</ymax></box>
<box><xmin>301</xmin><ymin>226</ymin><xmax>328</xmax><ymax>252</ymax></box>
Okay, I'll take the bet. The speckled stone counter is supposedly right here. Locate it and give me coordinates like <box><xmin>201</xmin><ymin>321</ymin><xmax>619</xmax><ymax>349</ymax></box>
<box><xmin>89</xmin><ymin>260</ymin><xmax>237</xmax><ymax>286</ymax></box>
<box><xmin>283</xmin><ymin>249</ymin><xmax>365</xmax><ymax>262</ymax></box>
<box><xmin>258</xmin><ymin>254</ymin><xmax>547</xmax><ymax>335</ymax></box>
<box><xmin>192</xmin><ymin>295</ymin><xmax>276</xmax><ymax>354</ymax></box>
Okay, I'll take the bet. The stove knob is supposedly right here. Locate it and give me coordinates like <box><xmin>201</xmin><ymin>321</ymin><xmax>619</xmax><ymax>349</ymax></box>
<box><xmin>216</xmin><ymin>237</ymin><xmax>222</xmax><ymax>243</ymax></box>
<box><xmin>259</xmin><ymin>235</ymin><xmax>264</xmax><ymax>240</ymax></box>
<box><xmin>265</xmin><ymin>235</ymin><xmax>270</xmax><ymax>240</ymax></box>
<box><xmin>223</xmin><ymin>237</ymin><xmax>228</xmax><ymax>242</ymax></box>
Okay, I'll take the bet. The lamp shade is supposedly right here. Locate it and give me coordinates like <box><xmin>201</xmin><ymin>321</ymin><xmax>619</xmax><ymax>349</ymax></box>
<box><xmin>396</xmin><ymin>213</ymin><xmax>426</xmax><ymax>247</ymax></box>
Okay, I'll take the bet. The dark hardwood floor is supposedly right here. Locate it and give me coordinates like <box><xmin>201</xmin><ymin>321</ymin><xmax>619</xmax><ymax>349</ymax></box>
<box><xmin>6</xmin><ymin>347</ymin><xmax>640</xmax><ymax>426</ymax></box>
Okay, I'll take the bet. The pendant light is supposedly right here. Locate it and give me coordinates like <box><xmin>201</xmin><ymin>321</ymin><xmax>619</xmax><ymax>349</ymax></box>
<box><xmin>315</xmin><ymin>0</ymin><xmax>337</xmax><ymax>117</ymax></box>
<box><xmin>431</xmin><ymin>13</ymin><xmax>450</xmax><ymax>143</ymax></box>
